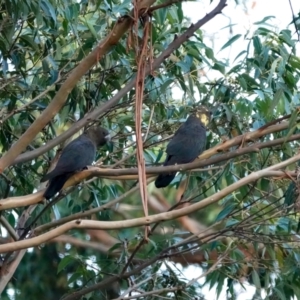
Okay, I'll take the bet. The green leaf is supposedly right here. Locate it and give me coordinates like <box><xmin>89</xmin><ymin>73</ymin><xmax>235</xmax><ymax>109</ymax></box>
<box><xmin>8</xmin><ymin>213</ymin><xmax>16</xmax><ymax>228</ymax></box>
<box><xmin>57</xmin><ymin>255</ymin><xmax>76</xmax><ymax>274</ymax></box>
<box><xmin>20</xmin><ymin>35</ymin><xmax>40</xmax><ymax>52</ymax></box>
<box><xmin>68</xmin><ymin>272</ymin><xmax>82</xmax><ymax>284</ymax></box>
<box><xmin>205</xmin><ymin>47</ymin><xmax>214</xmax><ymax>60</ymax></box>
<box><xmin>175</xmin><ymin>2</ymin><xmax>183</xmax><ymax>23</ymax></box>
<box><xmin>253</xmin><ymin>15</ymin><xmax>275</xmax><ymax>25</ymax></box>
<box><xmin>41</xmin><ymin>0</ymin><xmax>57</xmax><ymax>24</ymax></box>
<box><xmin>212</xmin><ymin>62</ymin><xmax>225</xmax><ymax>74</ymax></box>
<box><xmin>240</xmin><ymin>73</ymin><xmax>258</xmax><ymax>90</ymax></box>
<box><xmin>233</xmin><ymin>51</ymin><xmax>247</xmax><ymax>62</ymax></box>
<box><xmin>108</xmin><ymin>243</ymin><xmax>122</xmax><ymax>253</ymax></box>
<box><xmin>220</xmin><ymin>34</ymin><xmax>242</xmax><ymax>51</ymax></box>
<box><xmin>273</xmin><ymin>287</ymin><xmax>287</xmax><ymax>300</ymax></box>
<box><xmin>268</xmin><ymin>88</ymin><xmax>284</xmax><ymax>114</ymax></box>
<box><xmin>251</xmin><ymin>270</ymin><xmax>262</xmax><ymax>289</ymax></box>
<box><xmin>160</xmin><ymin>78</ymin><xmax>174</xmax><ymax>93</ymax></box>
<box><xmin>284</xmin><ymin>109</ymin><xmax>298</xmax><ymax>143</ymax></box>
<box><xmin>215</xmin><ymin>203</ymin><xmax>236</xmax><ymax>222</ymax></box>
<box><xmin>253</xmin><ymin>36</ymin><xmax>262</xmax><ymax>54</ymax></box>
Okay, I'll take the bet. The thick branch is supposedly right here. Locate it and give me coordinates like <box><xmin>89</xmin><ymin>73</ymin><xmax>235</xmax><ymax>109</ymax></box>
<box><xmin>0</xmin><ymin>250</ymin><xmax>26</xmax><ymax>291</ymax></box>
<box><xmin>0</xmin><ymin>155</ymin><xmax>299</xmax><ymax>253</ymax></box>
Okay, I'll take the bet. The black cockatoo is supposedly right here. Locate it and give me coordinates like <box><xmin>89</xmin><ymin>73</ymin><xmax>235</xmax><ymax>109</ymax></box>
<box><xmin>155</xmin><ymin>106</ymin><xmax>210</xmax><ymax>188</ymax></box>
<box><xmin>42</xmin><ymin>126</ymin><xmax>110</xmax><ymax>199</ymax></box>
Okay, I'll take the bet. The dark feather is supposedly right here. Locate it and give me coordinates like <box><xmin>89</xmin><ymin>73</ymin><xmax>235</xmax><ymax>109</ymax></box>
<box><xmin>155</xmin><ymin>111</ymin><xmax>209</xmax><ymax>188</ymax></box>
<box><xmin>42</xmin><ymin>126</ymin><xmax>110</xmax><ymax>199</ymax></box>
<box><xmin>41</xmin><ymin>136</ymin><xmax>96</xmax><ymax>182</ymax></box>
<box><xmin>43</xmin><ymin>173</ymin><xmax>74</xmax><ymax>200</ymax></box>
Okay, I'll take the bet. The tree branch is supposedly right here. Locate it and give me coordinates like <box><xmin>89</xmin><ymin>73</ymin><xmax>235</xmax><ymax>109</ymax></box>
<box><xmin>0</xmin><ymin>250</ymin><xmax>26</xmax><ymax>292</ymax></box>
<box><xmin>0</xmin><ymin>158</ymin><xmax>298</xmax><ymax>253</ymax></box>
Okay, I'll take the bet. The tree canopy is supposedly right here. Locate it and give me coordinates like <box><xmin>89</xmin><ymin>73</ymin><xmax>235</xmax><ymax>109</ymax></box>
<box><xmin>1</xmin><ymin>0</ymin><xmax>300</xmax><ymax>299</ymax></box>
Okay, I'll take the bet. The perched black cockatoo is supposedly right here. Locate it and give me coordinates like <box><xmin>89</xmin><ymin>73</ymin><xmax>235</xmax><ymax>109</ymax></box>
<box><xmin>42</xmin><ymin>126</ymin><xmax>110</xmax><ymax>199</ymax></box>
<box><xmin>155</xmin><ymin>106</ymin><xmax>211</xmax><ymax>188</ymax></box>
